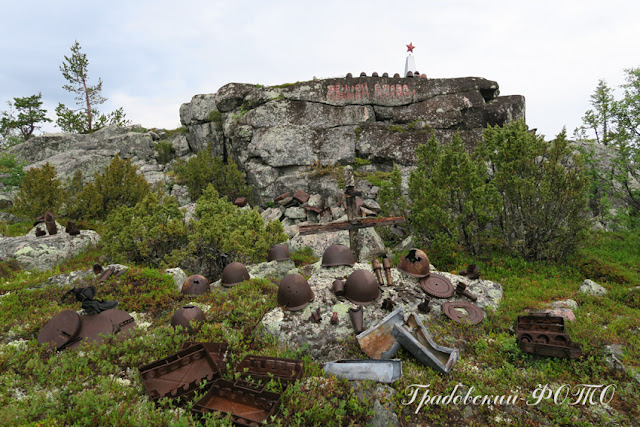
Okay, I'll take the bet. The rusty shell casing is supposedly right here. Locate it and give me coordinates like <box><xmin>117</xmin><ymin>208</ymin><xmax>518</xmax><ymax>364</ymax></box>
<box><xmin>332</xmin><ymin>279</ymin><xmax>345</xmax><ymax>297</ymax></box>
<box><xmin>349</xmin><ymin>306</ymin><xmax>364</xmax><ymax>334</ymax></box>
<box><xmin>382</xmin><ymin>257</ymin><xmax>393</xmax><ymax>286</ymax></box>
<box><xmin>371</xmin><ymin>259</ymin><xmax>384</xmax><ymax>286</ymax></box>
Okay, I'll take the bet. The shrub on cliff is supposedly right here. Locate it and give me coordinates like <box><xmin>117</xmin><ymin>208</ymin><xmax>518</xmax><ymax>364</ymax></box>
<box><xmin>13</xmin><ymin>163</ymin><xmax>66</xmax><ymax>218</ymax></box>
<box><xmin>173</xmin><ymin>148</ymin><xmax>252</xmax><ymax>202</ymax></box>
<box><xmin>104</xmin><ymin>192</ymin><xmax>188</xmax><ymax>267</ymax></box>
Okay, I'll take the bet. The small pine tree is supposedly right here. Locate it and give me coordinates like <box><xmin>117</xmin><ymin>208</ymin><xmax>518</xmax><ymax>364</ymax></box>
<box><xmin>13</xmin><ymin>163</ymin><xmax>66</xmax><ymax>218</ymax></box>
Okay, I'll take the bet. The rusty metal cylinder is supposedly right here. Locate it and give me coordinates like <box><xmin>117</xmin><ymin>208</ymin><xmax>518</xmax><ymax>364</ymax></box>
<box><xmin>456</xmin><ymin>282</ymin><xmax>478</xmax><ymax>302</ymax></box>
<box><xmin>382</xmin><ymin>257</ymin><xmax>393</xmax><ymax>286</ymax></box>
<box><xmin>332</xmin><ymin>279</ymin><xmax>345</xmax><ymax>297</ymax></box>
<box><xmin>330</xmin><ymin>312</ymin><xmax>339</xmax><ymax>325</ymax></box>
<box><xmin>349</xmin><ymin>306</ymin><xmax>364</xmax><ymax>334</ymax></box>
<box><xmin>372</xmin><ymin>259</ymin><xmax>384</xmax><ymax>286</ymax></box>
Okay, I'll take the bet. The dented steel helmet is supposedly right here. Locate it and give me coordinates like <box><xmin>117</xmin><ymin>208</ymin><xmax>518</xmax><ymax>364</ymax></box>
<box><xmin>268</xmin><ymin>244</ymin><xmax>290</xmax><ymax>262</ymax></box>
<box><xmin>221</xmin><ymin>262</ymin><xmax>250</xmax><ymax>288</ymax></box>
<box><xmin>321</xmin><ymin>244</ymin><xmax>356</xmax><ymax>267</ymax></box>
<box><xmin>398</xmin><ymin>248</ymin><xmax>431</xmax><ymax>278</ymax></box>
<box><xmin>277</xmin><ymin>274</ymin><xmax>314</xmax><ymax>311</ymax></box>
<box><xmin>171</xmin><ymin>305</ymin><xmax>206</xmax><ymax>334</ymax></box>
<box><xmin>344</xmin><ymin>269</ymin><xmax>380</xmax><ymax>306</ymax></box>
<box><xmin>181</xmin><ymin>275</ymin><xmax>210</xmax><ymax>295</ymax></box>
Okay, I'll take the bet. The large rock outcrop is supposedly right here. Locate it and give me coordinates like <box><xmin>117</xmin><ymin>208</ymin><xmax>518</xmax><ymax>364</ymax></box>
<box><xmin>180</xmin><ymin>76</ymin><xmax>525</xmax><ymax>202</ymax></box>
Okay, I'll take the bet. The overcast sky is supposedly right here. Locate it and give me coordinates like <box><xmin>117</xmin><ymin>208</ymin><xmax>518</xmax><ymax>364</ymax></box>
<box><xmin>1</xmin><ymin>0</ymin><xmax>638</xmax><ymax>139</ymax></box>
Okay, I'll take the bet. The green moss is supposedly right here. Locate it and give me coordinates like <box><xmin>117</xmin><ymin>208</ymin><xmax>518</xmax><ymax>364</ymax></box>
<box><xmin>353</xmin><ymin>157</ymin><xmax>371</xmax><ymax>168</ymax></box>
<box><xmin>354</xmin><ymin>126</ymin><xmax>363</xmax><ymax>141</ymax></box>
<box><xmin>208</xmin><ymin>109</ymin><xmax>222</xmax><ymax>124</ymax></box>
<box><xmin>387</xmin><ymin>124</ymin><xmax>405</xmax><ymax>133</ymax></box>
<box><xmin>290</xmin><ymin>246</ymin><xmax>318</xmax><ymax>266</ymax></box>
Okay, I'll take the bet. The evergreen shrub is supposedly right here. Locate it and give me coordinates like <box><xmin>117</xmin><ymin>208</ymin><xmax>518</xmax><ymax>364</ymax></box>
<box><xmin>13</xmin><ymin>163</ymin><xmax>66</xmax><ymax>218</ymax></box>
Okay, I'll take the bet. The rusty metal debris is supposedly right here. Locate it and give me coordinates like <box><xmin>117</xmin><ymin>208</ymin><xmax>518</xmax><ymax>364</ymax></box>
<box><xmin>381</xmin><ymin>298</ymin><xmax>395</xmax><ymax>311</ymax></box>
<box><xmin>323</xmin><ymin>359</ymin><xmax>402</xmax><ymax>383</ymax></box>
<box><xmin>44</xmin><ymin>211</ymin><xmax>57</xmax><ymax>235</ymax></box>
<box><xmin>65</xmin><ymin>220</ymin><xmax>80</xmax><ymax>236</ymax></box>
<box><xmin>37</xmin><ymin>310</ymin><xmax>81</xmax><ymax>350</ymax></box>
<box><xmin>182</xmin><ymin>342</ymin><xmax>229</xmax><ymax>375</ymax></box>
<box><xmin>372</xmin><ymin>72</ymin><xmax>379</xmax><ymax>77</ymax></box>
<box><xmin>356</xmin><ymin>307</ymin><xmax>404</xmax><ymax>359</ymax></box>
<box><xmin>221</xmin><ymin>262</ymin><xmax>250</xmax><ymax>288</ymax></box>
<box><xmin>441</xmin><ymin>301</ymin><xmax>484</xmax><ymax>325</ymax></box>
<box><xmin>455</xmin><ymin>281</ymin><xmax>478</xmax><ymax>302</ymax></box>
<box><xmin>181</xmin><ymin>275</ymin><xmax>210</xmax><ymax>295</ymax></box>
<box><xmin>93</xmin><ymin>264</ymin><xmax>103</xmax><ymax>274</ymax></box>
<box><xmin>398</xmin><ymin>248</ymin><xmax>430</xmax><ymax>278</ymax></box>
<box><xmin>192</xmin><ymin>379</ymin><xmax>281</xmax><ymax>426</ymax></box>
<box><xmin>393</xmin><ymin>73</ymin><xmax>400</xmax><ymax>78</ymax></box>
<box><xmin>332</xmin><ymin>279</ymin><xmax>345</xmax><ymax>297</ymax></box>
<box><xmin>407</xmin><ymin>71</ymin><xmax>414</xmax><ymax>77</ymax></box>
<box><xmin>171</xmin><ymin>305</ymin><xmax>206</xmax><ymax>334</ymax></box>
<box><xmin>61</xmin><ymin>309</ymin><xmax>135</xmax><ymax>350</ymax></box>
<box><xmin>417</xmin><ymin>297</ymin><xmax>431</xmax><ymax>314</ymax></box>
<box><xmin>235</xmin><ymin>355</ymin><xmax>304</xmax><ymax>384</ymax></box>
<box><xmin>309</xmin><ymin>308</ymin><xmax>322</xmax><ymax>323</ymax></box>
<box><xmin>516</xmin><ymin>314</ymin><xmax>582</xmax><ymax>359</ymax></box>
<box><xmin>330</xmin><ymin>312</ymin><xmax>339</xmax><ymax>325</ymax></box>
<box><xmin>97</xmin><ymin>267</ymin><xmax>115</xmax><ymax>283</ymax></box>
<box><xmin>35</xmin><ymin>227</ymin><xmax>46</xmax><ymax>237</ymax></box>
<box><xmin>349</xmin><ymin>306</ymin><xmax>364</xmax><ymax>334</ymax></box>
<box><xmin>233</xmin><ymin>197</ymin><xmax>247</xmax><ymax>207</ymax></box>
<box><xmin>372</xmin><ymin>259</ymin><xmax>384</xmax><ymax>286</ymax></box>
<box><xmin>391</xmin><ymin>313</ymin><xmax>459</xmax><ymax>374</ymax></box>
<box><xmin>419</xmin><ymin>273</ymin><xmax>454</xmax><ymax>298</ymax></box>
<box><xmin>277</xmin><ymin>274</ymin><xmax>314</xmax><ymax>311</ymax></box>
<box><xmin>139</xmin><ymin>343</ymin><xmax>221</xmax><ymax>403</ymax></box>
<box><xmin>382</xmin><ymin>256</ymin><xmax>393</xmax><ymax>286</ymax></box>
<box><xmin>344</xmin><ymin>270</ymin><xmax>381</xmax><ymax>306</ymax></box>
<box><xmin>321</xmin><ymin>244</ymin><xmax>356</xmax><ymax>267</ymax></box>
<box><xmin>360</xmin><ymin>72</ymin><xmax>367</xmax><ymax>77</ymax></box>
<box><xmin>382</xmin><ymin>72</ymin><xmax>389</xmax><ymax>77</ymax></box>
<box><xmin>459</xmin><ymin>264</ymin><xmax>480</xmax><ymax>280</ymax></box>
<box><xmin>292</xmin><ymin>189</ymin><xmax>310</xmax><ymax>204</ymax></box>
<box><xmin>346</xmin><ymin>72</ymin><xmax>353</xmax><ymax>78</ymax></box>
<box><xmin>267</xmin><ymin>244</ymin><xmax>290</xmax><ymax>262</ymax></box>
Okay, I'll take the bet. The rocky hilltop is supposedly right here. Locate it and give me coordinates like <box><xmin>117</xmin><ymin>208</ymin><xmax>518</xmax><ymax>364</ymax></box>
<box><xmin>180</xmin><ymin>76</ymin><xmax>524</xmax><ymax>201</ymax></box>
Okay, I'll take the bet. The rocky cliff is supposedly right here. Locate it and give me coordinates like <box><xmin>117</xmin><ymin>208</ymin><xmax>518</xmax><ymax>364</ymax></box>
<box><xmin>180</xmin><ymin>76</ymin><xmax>525</xmax><ymax>201</ymax></box>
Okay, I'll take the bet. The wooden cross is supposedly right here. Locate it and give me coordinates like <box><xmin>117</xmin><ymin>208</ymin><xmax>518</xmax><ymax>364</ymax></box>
<box><xmin>297</xmin><ymin>166</ymin><xmax>405</xmax><ymax>261</ymax></box>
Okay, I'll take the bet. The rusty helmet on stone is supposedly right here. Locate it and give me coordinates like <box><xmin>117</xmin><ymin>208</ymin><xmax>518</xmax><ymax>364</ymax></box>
<box><xmin>181</xmin><ymin>275</ymin><xmax>210</xmax><ymax>295</ymax></box>
<box><xmin>268</xmin><ymin>244</ymin><xmax>290</xmax><ymax>262</ymax></box>
<box><xmin>344</xmin><ymin>269</ymin><xmax>381</xmax><ymax>306</ymax></box>
<box><xmin>221</xmin><ymin>262</ymin><xmax>250</xmax><ymax>287</ymax></box>
<box><xmin>277</xmin><ymin>274</ymin><xmax>315</xmax><ymax>311</ymax></box>
<box><xmin>321</xmin><ymin>244</ymin><xmax>356</xmax><ymax>267</ymax></box>
<box><xmin>171</xmin><ymin>305</ymin><xmax>206</xmax><ymax>334</ymax></box>
<box><xmin>397</xmin><ymin>248</ymin><xmax>430</xmax><ymax>278</ymax></box>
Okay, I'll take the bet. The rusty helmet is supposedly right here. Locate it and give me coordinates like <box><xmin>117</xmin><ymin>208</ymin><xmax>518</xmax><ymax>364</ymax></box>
<box><xmin>171</xmin><ymin>305</ymin><xmax>206</xmax><ymax>334</ymax></box>
<box><xmin>321</xmin><ymin>244</ymin><xmax>356</xmax><ymax>267</ymax></box>
<box><xmin>268</xmin><ymin>244</ymin><xmax>290</xmax><ymax>262</ymax></box>
<box><xmin>181</xmin><ymin>275</ymin><xmax>210</xmax><ymax>295</ymax></box>
<box><xmin>398</xmin><ymin>248</ymin><xmax>430</xmax><ymax>278</ymax></box>
<box><xmin>344</xmin><ymin>269</ymin><xmax>380</xmax><ymax>306</ymax></box>
<box><xmin>221</xmin><ymin>262</ymin><xmax>250</xmax><ymax>287</ymax></box>
<box><xmin>277</xmin><ymin>274</ymin><xmax>315</xmax><ymax>311</ymax></box>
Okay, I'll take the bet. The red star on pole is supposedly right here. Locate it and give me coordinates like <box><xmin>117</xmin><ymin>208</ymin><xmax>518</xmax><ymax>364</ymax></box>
<box><xmin>406</xmin><ymin>42</ymin><xmax>415</xmax><ymax>53</ymax></box>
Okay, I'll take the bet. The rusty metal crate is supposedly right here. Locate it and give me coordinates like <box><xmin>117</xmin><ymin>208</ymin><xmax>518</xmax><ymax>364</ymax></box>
<box><xmin>139</xmin><ymin>343</ymin><xmax>221</xmax><ymax>403</ymax></box>
<box><xmin>519</xmin><ymin>341</ymin><xmax>583</xmax><ymax>359</ymax></box>
<box><xmin>192</xmin><ymin>379</ymin><xmax>281</xmax><ymax>426</ymax></box>
<box><xmin>235</xmin><ymin>355</ymin><xmax>303</xmax><ymax>385</ymax></box>
<box><xmin>182</xmin><ymin>341</ymin><xmax>229</xmax><ymax>375</ymax></box>
<box><xmin>516</xmin><ymin>314</ymin><xmax>582</xmax><ymax>359</ymax></box>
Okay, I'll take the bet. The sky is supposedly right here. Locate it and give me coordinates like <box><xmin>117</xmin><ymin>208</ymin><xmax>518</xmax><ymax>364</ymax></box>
<box><xmin>1</xmin><ymin>0</ymin><xmax>639</xmax><ymax>139</ymax></box>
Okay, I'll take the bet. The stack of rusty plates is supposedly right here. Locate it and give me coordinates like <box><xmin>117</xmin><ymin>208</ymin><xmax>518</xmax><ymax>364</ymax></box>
<box><xmin>38</xmin><ymin>308</ymin><xmax>136</xmax><ymax>350</ymax></box>
<box><xmin>138</xmin><ymin>343</ymin><xmax>222</xmax><ymax>403</ymax></box>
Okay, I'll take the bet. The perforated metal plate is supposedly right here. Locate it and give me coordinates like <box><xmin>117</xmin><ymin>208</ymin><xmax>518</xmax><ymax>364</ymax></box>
<box><xmin>37</xmin><ymin>310</ymin><xmax>81</xmax><ymax>350</ymax></box>
<box><xmin>419</xmin><ymin>273</ymin><xmax>454</xmax><ymax>298</ymax></box>
<box><xmin>441</xmin><ymin>301</ymin><xmax>484</xmax><ymax>325</ymax></box>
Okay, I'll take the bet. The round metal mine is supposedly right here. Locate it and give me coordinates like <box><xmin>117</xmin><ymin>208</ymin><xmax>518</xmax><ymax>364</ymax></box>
<box><xmin>100</xmin><ymin>308</ymin><xmax>136</xmax><ymax>339</ymax></box>
<box><xmin>419</xmin><ymin>273</ymin><xmax>454</xmax><ymax>298</ymax></box>
<box><xmin>441</xmin><ymin>301</ymin><xmax>484</xmax><ymax>325</ymax></box>
<box><xmin>66</xmin><ymin>313</ymin><xmax>114</xmax><ymax>349</ymax></box>
<box><xmin>37</xmin><ymin>310</ymin><xmax>81</xmax><ymax>350</ymax></box>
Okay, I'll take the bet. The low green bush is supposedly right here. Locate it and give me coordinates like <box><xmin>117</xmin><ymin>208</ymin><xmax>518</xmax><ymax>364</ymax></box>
<box><xmin>104</xmin><ymin>192</ymin><xmax>188</xmax><ymax>267</ymax></box>
<box><xmin>66</xmin><ymin>155</ymin><xmax>150</xmax><ymax>220</ymax></box>
<box><xmin>154</xmin><ymin>140</ymin><xmax>175</xmax><ymax>164</ymax></box>
<box><xmin>0</xmin><ymin>152</ymin><xmax>25</xmax><ymax>187</ymax></box>
<box><xmin>12</xmin><ymin>162</ymin><xmax>66</xmax><ymax>218</ymax></box>
<box><xmin>173</xmin><ymin>148</ymin><xmax>252</xmax><ymax>202</ymax></box>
